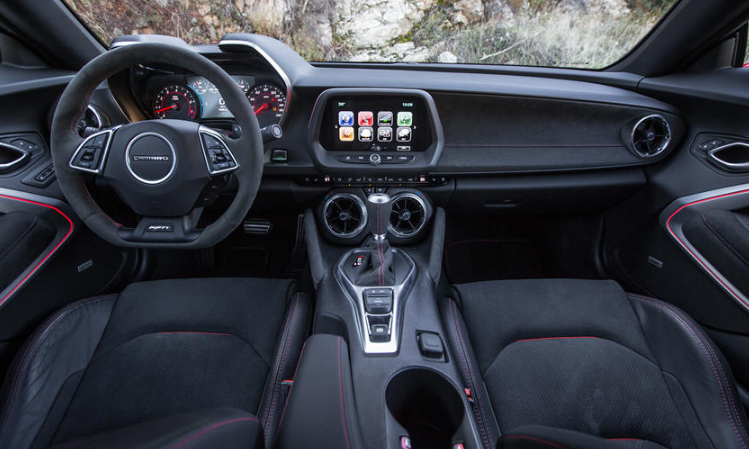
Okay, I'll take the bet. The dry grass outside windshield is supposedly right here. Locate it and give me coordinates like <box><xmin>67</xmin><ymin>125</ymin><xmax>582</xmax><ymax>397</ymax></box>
<box><xmin>63</xmin><ymin>0</ymin><xmax>678</xmax><ymax>69</ymax></box>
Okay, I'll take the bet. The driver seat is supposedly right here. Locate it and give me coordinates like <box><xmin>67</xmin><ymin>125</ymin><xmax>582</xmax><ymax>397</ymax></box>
<box><xmin>0</xmin><ymin>277</ymin><xmax>310</xmax><ymax>449</ymax></box>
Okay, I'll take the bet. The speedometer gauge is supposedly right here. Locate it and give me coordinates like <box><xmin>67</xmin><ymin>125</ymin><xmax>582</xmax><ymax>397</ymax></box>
<box><xmin>247</xmin><ymin>83</ymin><xmax>286</xmax><ymax>127</ymax></box>
<box><xmin>153</xmin><ymin>85</ymin><xmax>200</xmax><ymax>121</ymax></box>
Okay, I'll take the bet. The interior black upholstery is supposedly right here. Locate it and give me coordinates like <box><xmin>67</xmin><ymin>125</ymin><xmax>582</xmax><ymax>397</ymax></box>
<box><xmin>0</xmin><ymin>278</ymin><xmax>310</xmax><ymax>449</ymax></box>
<box><xmin>446</xmin><ymin>279</ymin><xmax>749</xmax><ymax>449</ymax></box>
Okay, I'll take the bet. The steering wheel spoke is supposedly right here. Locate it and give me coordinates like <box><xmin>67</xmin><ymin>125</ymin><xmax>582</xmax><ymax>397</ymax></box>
<box><xmin>68</xmin><ymin>126</ymin><xmax>118</xmax><ymax>175</ymax></box>
<box><xmin>118</xmin><ymin>211</ymin><xmax>203</xmax><ymax>244</ymax></box>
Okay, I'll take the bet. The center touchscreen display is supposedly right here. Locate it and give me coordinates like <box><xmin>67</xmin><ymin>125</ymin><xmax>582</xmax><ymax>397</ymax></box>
<box><xmin>320</xmin><ymin>95</ymin><xmax>431</xmax><ymax>152</ymax></box>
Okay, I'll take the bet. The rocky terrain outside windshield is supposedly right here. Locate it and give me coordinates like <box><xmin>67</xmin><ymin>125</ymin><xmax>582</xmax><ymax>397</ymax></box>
<box><xmin>64</xmin><ymin>0</ymin><xmax>677</xmax><ymax>68</ymax></box>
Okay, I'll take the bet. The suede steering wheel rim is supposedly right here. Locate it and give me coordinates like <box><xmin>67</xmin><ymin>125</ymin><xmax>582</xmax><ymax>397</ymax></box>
<box><xmin>50</xmin><ymin>43</ymin><xmax>263</xmax><ymax>249</ymax></box>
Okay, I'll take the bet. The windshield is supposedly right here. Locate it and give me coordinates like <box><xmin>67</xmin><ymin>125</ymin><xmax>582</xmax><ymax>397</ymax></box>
<box><xmin>63</xmin><ymin>0</ymin><xmax>677</xmax><ymax>69</ymax></box>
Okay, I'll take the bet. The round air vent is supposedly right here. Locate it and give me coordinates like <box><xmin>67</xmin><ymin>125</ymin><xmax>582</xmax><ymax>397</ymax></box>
<box><xmin>323</xmin><ymin>193</ymin><xmax>367</xmax><ymax>238</ymax></box>
<box><xmin>630</xmin><ymin>114</ymin><xmax>671</xmax><ymax>158</ymax></box>
<box><xmin>389</xmin><ymin>193</ymin><xmax>427</xmax><ymax>238</ymax></box>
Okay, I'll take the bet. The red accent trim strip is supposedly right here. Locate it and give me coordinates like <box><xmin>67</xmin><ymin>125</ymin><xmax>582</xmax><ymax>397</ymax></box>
<box><xmin>515</xmin><ymin>336</ymin><xmax>598</xmax><ymax>343</ymax></box>
<box><xmin>666</xmin><ymin>189</ymin><xmax>749</xmax><ymax>308</ymax></box>
<box><xmin>0</xmin><ymin>194</ymin><xmax>74</xmax><ymax>308</ymax></box>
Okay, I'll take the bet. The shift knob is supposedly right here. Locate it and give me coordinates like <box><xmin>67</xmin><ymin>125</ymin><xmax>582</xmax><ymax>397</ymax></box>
<box><xmin>366</xmin><ymin>193</ymin><xmax>392</xmax><ymax>239</ymax></box>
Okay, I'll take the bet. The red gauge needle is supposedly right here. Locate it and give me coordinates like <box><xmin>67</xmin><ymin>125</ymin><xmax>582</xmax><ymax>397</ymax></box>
<box><xmin>254</xmin><ymin>103</ymin><xmax>269</xmax><ymax>114</ymax></box>
<box><xmin>154</xmin><ymin>104</ymin><xmax>178</xmax><ymax>114</ymax></box>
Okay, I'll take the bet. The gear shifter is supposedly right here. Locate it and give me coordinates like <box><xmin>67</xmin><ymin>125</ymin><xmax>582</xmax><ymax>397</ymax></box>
<box><xmin>353</xmin><ymin>193</ymin><xmax>395</xmax><ymax>286</ymax></box>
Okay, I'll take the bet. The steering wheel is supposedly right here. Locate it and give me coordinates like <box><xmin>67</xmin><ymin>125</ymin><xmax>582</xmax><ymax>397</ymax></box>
<box><xmin>50</xmin><ymin>43</ymin><xmax>263</xmax><ymax>249</ymax></box>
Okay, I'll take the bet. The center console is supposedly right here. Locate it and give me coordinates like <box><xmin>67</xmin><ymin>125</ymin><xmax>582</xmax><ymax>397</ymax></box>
<box><xmin>271</xmin><ymin>90</ymin><xmax>483</xmax><ymax>449</ymax></box>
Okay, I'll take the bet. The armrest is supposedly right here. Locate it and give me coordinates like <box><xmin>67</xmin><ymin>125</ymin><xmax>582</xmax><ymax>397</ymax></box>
<box><xmin>275</xmin><ymin>334</ymin><xmax>364</xmax><ymax>449</ymax></box>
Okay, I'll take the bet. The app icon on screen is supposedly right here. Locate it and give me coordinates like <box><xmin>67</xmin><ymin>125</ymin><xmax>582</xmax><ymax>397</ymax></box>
<box><xmin>378</xmin><ymin>111</ymin><xmax>393</xmax><ymax>126</ymax></box>
<box><xmin>340</xmin><ymin>127</ymin><xmax>355</xmax><ymax>142</ymax></box>
<box><xmin>339</xmin><ymin>111</ymin><xmax>354</xmax><ymax>127</ymax></box>
<box><xmin>358</xmin><ymin>111</ymin><xmax>374</xmax><ymax>126</ymax></box>
<box><xmin>378</xmin><ymin>127</ymin><xmax>393</xmax><ymax>142</ymax></box>
<box><xmin>397</xmin><ymin>112</ymin><xmax>413</xmax><ymax>127</ymax></box>
<box><xmin>396</xmin><ymin>127</ymin><xmax>412</xmax><ymax>142</ymax></box>
<box><xmin>359</xmin><ymin>127</ymin><xmax>374</xmax><ymax>142</ymax></box>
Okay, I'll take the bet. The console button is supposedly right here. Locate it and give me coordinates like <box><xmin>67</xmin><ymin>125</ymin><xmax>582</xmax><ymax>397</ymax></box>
<box><xmin>418</xmin><ymin>332</ymin><xmax>444</xmax><ymax>359</ymax></box>
<box><xmin>364</xmin><ymin>288</ymin><xmax>393</xmax><ymax>314</ymax></box>
<box><xmin>370</xmin><ymin>324</ymin><xmax>390</xmax><ymax>342</ymax></box>
<box><xmin>369</xmin><ymin>153</ymin><xmax>381</xmax><ymax>165</ymax></box>
<box><xmin>271</xmin><ymin>149</ymin><xmax>288</xmax><ymax>162</ymax></box>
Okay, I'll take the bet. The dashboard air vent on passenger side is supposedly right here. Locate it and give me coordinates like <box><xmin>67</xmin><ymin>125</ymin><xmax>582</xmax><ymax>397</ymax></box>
<box><xmin>323</xmin><ymin>193</ymin><xmax>367</xmax><ymax>238</ymax></box>
<box><xmin>389</xmin><ymin>193</ymin><xmax>427</xmax><ymax>238</ymax></box>
<box><xmin>630</xmin><ymin>114</ymin><xmax>671</xmax><ymax>158</ymax></box>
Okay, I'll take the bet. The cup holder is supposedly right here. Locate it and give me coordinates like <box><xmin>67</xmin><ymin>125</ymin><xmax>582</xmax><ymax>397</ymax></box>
<box><xmin>386</xmin><ymin>368</ymin><xmax>465</xmax><ymax>448</ymax></box>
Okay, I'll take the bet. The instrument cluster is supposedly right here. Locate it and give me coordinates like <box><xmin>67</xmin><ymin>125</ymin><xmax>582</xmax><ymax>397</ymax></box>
<box><xmin>150</xmin><ymin>76</ymin><xmax>287</xmax><ymax>127</ymax></box>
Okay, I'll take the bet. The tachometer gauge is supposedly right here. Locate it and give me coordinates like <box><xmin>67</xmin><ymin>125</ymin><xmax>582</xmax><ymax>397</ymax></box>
<box><xmin>153</xmin><ymin>85</ymin><xmax>200</xmax><ymax>121</ymax></box>
<box><xmin>247</xmin><ymin>83</ymin><xmax>287</xmax><ymax>127</ymax></box>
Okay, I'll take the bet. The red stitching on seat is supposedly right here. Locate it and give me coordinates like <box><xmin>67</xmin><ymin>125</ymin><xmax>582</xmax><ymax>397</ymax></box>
<box><xmin>272</xmin><ymin>340</ymin><xmax>307</xmax><ymax>447</ymax></box>
<box><xmin>515</xmin><ymin>336</ymin><xmax>598</xmax><ymax>343</ymax></box>
<box><xmin>154</xmin><ymin>331</ymin><xmax>232</xmax><ymax>336</ymax></box>
<box><xmin>262</xmin><ymin>294</ymin><xmax>299</xmax><ymax>439</ymax></box>
<box><xmin>499</xmin><ymin>435</ymin><xmax>570</xmax><ymax>449</ymax></box>
<box><xmin>0</xmin><ymin>294</ymin><xmax>117</xmax><ymax>440</ymax></box>
<box><xmin>166</xmin><ymin>416</ymin><xmax>259</xmax><ymax>449</ymax></box>
<box><xmin>448</xmin><ymin>299</ymin><xmax>493</xmax><ymax>449</ymax></box>
<box><xmin>629</xmin><ymin>294</ymin><xmax>749</xmax><ymax>448</ymax></box>
<box><xmin>338</xmin><ymin>337</ymin><xmax>352</xmax><ymax>449</ymax></box>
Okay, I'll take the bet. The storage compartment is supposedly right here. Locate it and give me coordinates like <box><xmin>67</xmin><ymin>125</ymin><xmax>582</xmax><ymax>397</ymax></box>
<box><xmin>385</xmin><ymin>368</ymin><xmax>465</xmax><ymax>449</ymax></box>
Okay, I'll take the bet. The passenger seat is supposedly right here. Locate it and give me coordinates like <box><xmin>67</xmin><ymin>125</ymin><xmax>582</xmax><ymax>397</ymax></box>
<box><xmin>442</xmin><ymin>279</ymin><xmax>749</xmax><ymax>449</ymax></box>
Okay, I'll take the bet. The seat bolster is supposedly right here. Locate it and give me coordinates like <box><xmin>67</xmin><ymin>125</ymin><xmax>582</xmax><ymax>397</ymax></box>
<box><xmin>258</xmin><ymin>291</ymin><xmax>312</xmax><ymax>446</ymax></box>
<box><xmin>497</xmin><ymin>425</ymin><xmax>668</xmax><ymax>449</ymax></box>
<box><xmin>629</xmin><ymin>294</ymin><xmax>749</xmax><ymax>449</ymax></box>
<box><xmin>0</xmin><ymin>294</ymin><xmax>117</xmax><ymax>449</ymax></box>
<box><xmin>442</xmin><ymin>297</ymin><xmax>500</xmax><ymax>449</ymax></box>
<box><xmin>49</xmin><ymin>407</ymin><xmax>263</xmax><ymax>449</ymax></box>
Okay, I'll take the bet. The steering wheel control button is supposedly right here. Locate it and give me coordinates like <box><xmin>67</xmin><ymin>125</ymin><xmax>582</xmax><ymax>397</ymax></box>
<box><xmin>199</xmin><ymin>127</ymin><xmax>239</xmax><ymax>175</ymax></box>
<box><xmin>369</xmin><ymin>153</ymin><xmax>381</xmax><ymax>165</ymax></box>
<box><xmin>125</xmin><ymin>132</ymin><xmax>176</xmax><ymax>185</ymax></box>
<box><xmin>69</xmin><ymin>128</ymin><xmax>114</xmax><ymax>174</ymax></box>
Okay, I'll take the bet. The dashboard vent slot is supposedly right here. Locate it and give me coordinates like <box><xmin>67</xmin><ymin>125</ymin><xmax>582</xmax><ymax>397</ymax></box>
<box><xmin>323</xmin><ymin>193</ymin><xmax>367</xmax><ymax>238</ymax></box>
<box><xmin>389</xmin><ymin>193</ymin><xmax>427</xmax><ymax>238</ymax></box>
<box><xmin>631</xmin><ymin>114</ymin><xmax>671</xmax><ymax>158</ymax></box>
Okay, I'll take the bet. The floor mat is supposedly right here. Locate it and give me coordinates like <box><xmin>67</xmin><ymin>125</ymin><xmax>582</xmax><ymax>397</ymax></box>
<box><xmin>444</xmin><ymin>239</ymin><xmax>543</xmax><ymax>284</ymax></box>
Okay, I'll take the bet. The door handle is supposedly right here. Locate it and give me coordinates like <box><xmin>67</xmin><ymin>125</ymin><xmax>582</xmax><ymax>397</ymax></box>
<box><xmin>0</xmin><ymin>142</ymin><xmax>30</xmax><ymax>174</ymax></box>
<box><xmin>708</xmin><ymin>142</ymin><xmax>749</xmax><ymax>172</ymax></box>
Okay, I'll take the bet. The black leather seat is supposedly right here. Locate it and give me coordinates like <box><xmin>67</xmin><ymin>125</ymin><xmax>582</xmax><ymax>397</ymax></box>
<box><xmin>443</xmin><ymin>279</ymin><xmax>749</xmax><ymax>449</ymax></box>
<box><xmin>0</xmin><ymin>278</ymin><xmax>310</xmax><ymax>449</ymax></box>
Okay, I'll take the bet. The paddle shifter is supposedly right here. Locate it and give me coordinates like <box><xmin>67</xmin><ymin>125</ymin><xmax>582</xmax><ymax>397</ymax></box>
<box><xmin>351</xmin><ymin>193</ymin><xmax>395</xmax><ymax>286</ymax></box>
